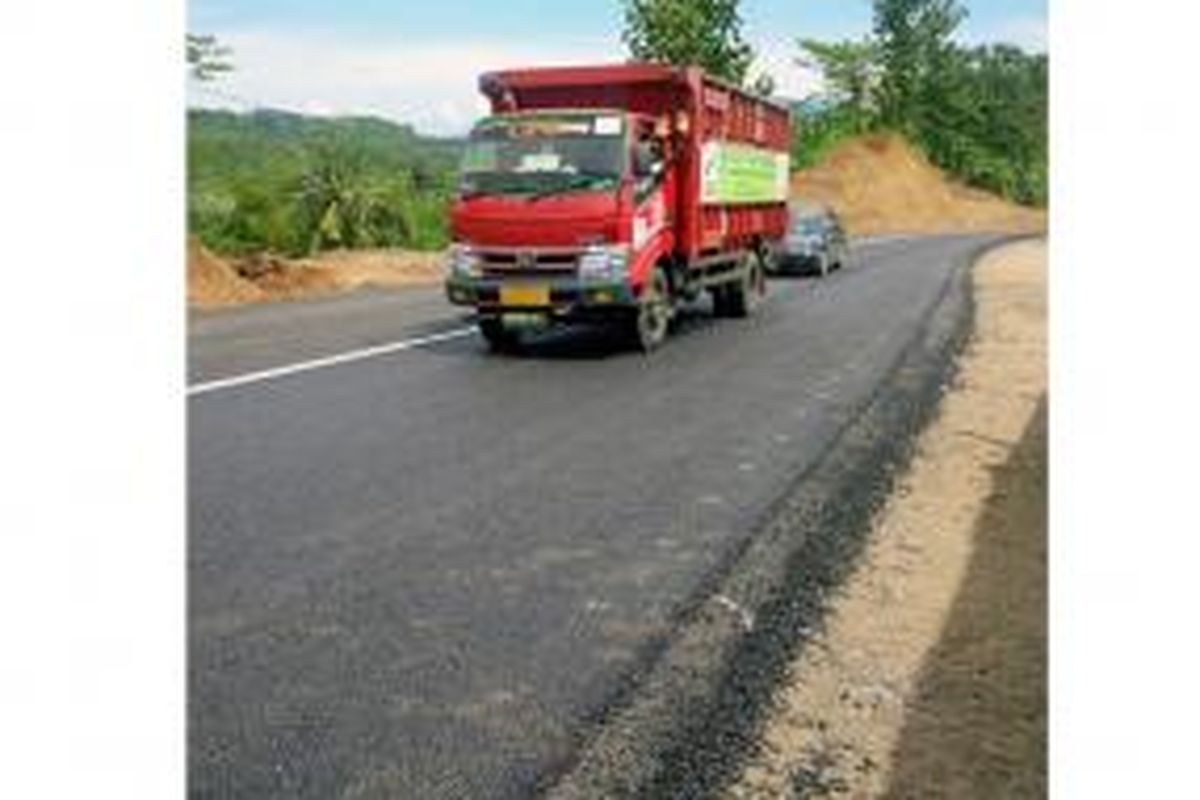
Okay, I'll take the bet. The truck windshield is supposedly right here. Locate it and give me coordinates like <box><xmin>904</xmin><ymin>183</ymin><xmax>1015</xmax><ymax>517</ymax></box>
<box><xmin>792</xmin><ymin>217</ymin><xmax>825</xmax><ymax>235</ymax></box>
<box><xmin>458</xmin><ymin>114</ymin><xmax>625</xmax><ymax>198</ymax></box>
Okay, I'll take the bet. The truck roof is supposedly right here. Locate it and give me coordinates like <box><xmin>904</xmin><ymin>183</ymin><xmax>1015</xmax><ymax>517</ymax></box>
<box><xmin>479</xmin><ymin>62</ymin><xmax>792</xmax><ymax>115</ymax></box>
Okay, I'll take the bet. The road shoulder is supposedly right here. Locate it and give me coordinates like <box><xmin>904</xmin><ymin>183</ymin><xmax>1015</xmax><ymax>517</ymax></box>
<box><xmin>724</xmin><ymin>239</ymin><xmax>1047</xmax><ymax>798</ymax></box>
<box><xmin>545</xmin><ymin>236</ymin><xmax>1026</xmax><ymax>799</ymax></box>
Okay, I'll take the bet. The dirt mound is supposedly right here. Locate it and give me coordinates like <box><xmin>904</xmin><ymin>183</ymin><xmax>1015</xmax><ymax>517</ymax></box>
<box><xmin>790</xmin><ymin>133</ymin><xmax>1046</xmax><ymax>236</ymax></box>
<box><xmin>302</xmin><ymin>249</ymin><xmax>445</xmax><ymax>289</ymax></box>
<box><xmin>230</xmin><ymin>253</ymin><xmax>344</xmax><ymax>300</ymax></box>
<box><xmin>241</xmin><ymin>249</ymin><xmax>445</xmax><ymax>299</ymax></box>
<box><xmin>187</xmin><ymin>237</ymin><xmax>265</xmax><ymax>307</ymax></box>
<box><xmin>187</xmin><ymin>244</ymin><xmax>445</xmax><ymax>308</ymax></box>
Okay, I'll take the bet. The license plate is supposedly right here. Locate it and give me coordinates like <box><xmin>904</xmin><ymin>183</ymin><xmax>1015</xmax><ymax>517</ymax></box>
<box><xmin>500</xmin><ymin>284</ymin><xmax>550</xmax><ymax>307</ymax></box>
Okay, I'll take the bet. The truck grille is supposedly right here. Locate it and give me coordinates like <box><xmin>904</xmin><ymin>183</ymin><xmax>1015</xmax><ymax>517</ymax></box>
<box><xmin>479</xmin><ymin>249</ymin><xmax>580</xmax><ymax>277</ymax></box>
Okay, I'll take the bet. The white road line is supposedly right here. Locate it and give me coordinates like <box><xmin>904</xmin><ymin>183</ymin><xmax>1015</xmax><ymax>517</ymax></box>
<box><xmin>187</xmin><ymin>326</ymin><xmax>477</xmax><ymax>397</ymax></box>
<box><xmin>852</xmin><ymin>234</ymin><xmax>920</xmax><ymax>246</ymax></box>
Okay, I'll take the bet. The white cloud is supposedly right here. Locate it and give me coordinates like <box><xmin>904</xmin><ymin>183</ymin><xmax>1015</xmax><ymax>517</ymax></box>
<box><xmin>188</xmin><ymin>29</ymin><xmax>616</xmax><ymax>136</ymax></box>
<box><xmin>959</xmin><ymin>15</ymin><xmax>1048</xmax><ymax>53</ymax></box>
<box><xmin>751</xmin><ymin>37</ymin><xmax>826</xmax><ymax>101</ymax></box>
<box><xmin>188</xmin><ymin>28</ymin><xmax>838</xmax><ymax>134</ymax></box>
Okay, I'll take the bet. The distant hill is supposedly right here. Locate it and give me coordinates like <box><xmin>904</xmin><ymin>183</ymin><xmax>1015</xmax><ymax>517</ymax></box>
<box><xmin>187</xmin><ymin>108</ymin><xmax>465</xmax><ymax>255</ymax></box>
<box><xmin>188</xmin><ymin>108</ymin><xmax>464</xmax><ymax>179</ymax></box>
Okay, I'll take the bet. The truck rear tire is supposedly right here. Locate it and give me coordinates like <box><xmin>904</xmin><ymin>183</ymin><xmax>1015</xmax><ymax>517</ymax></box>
<box><xmin>725</xmin><ymin>255</ymin><xmax>766</xmax><ymax>318</ymax></box>
<box><xmin>710</xmin><ymin>285</ymin><xmax>730</xmax><ymax>318</ymax></box>
<box><xmin>478</xmin><ymin>319</ymin><xmax>521</xmax><ymax>353</ymax></box>
<box><xmin>758</xmin><ymin>243</ymin><xmax>779</xmax><ymax>277</ymax></box>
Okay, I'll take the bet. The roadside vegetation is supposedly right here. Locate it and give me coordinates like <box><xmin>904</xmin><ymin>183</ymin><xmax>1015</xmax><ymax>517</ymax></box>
<box><xmin>187</xmin><ymin>109</ymin><xmax>461</xmax><ymax>257</ymax></box>
<box><xmin>620</xmin><ymin>0</ymin><xmax>1046</xmax><ymax>206</ymax></box>
<box><xmin>795</xmin><ymin>0</ymin><xmax>1047</xmax><ymax>205</ymax></box>
<box><xmin>186</xmin><ymin>0</ymin><xmax>1045</xmax><ymax>260</ymax></box>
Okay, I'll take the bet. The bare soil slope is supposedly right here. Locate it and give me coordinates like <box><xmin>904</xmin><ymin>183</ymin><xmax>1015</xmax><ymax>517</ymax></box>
<box><xmin>791</xmin><ymin>133</ymin><xmax>1047</xmax><ymax>236</ymax></box>
<box><xmin>187</xmin><ymin>237</ymin><xmax>265</xmax><ymax>307</ymax></box>
<box><xmin>187</xmin><ymin>240</ymin><xmax>444</xmax><ymax>309</ymax></box>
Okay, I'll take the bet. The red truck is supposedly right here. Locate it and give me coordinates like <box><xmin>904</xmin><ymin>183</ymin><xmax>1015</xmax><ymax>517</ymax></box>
<box><xmin>444</xmin><ymin>63</ymin><xmax>792</xmax><ymax>352</ymax></box>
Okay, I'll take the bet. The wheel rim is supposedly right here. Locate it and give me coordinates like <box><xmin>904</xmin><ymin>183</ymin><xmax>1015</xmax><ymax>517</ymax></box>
<box><xmin>746</xmin><ymin>261</ymin><xmax>765</xmax><ymax>309</ymax></box>
<box><xmin>639</xmin><ymin>273</ymin><xmax>670</xmax><ymax>347</ymax></box>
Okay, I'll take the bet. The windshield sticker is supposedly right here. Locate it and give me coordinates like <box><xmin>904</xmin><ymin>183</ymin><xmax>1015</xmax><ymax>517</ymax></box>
<box><xmin>516</xmin><ymin>152</ymin><xmax>564</xmax><ymax>172</ymax></box>
<box><xmin>593</xmin><ymin>116</ymin><xmax>622</xmax><ymax>136</ymax></box>
<box><xmin>516</xmin><ymin>120</ymin><xmax>590</xmax><ymax>137</ymax></box>
<box><xmin>476</xmin><ymin>115</ymin><xmax>620</xmax><ymax>140</ymax></box>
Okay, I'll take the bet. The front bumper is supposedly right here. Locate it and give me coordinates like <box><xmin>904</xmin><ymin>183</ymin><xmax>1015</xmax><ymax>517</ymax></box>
<box><xmin>446</xmin><ymin>275</ymin><xmax>637</xmax><ymax>321</ymax></box>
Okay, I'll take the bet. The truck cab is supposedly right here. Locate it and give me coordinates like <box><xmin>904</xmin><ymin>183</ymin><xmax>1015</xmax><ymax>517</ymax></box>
<box><xmin>445</xmin><ymin>109</ymin><xmax>675</xmax><ymax>349</ymax></box>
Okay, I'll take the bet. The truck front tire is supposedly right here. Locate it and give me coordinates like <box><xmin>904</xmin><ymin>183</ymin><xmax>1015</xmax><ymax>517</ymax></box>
<box><xmin>478</xmin><ymin>319</ymin><xmax>521</xmax><ymax>353</ymax></box>
<box><xmin>629</xmin><ymin>266</ymin><xmax>672</xmax><ymax>352</ymax></box>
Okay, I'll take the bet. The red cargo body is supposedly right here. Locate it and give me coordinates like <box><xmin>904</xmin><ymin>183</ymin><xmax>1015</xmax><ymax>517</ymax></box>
<box><xmin>446</xmin><ymin>63</ymin><xmax>792</xmax><ymax>352</ymax></box>
<box><xmin>478</xmin><ymin>64</ymin><xmax>790</xmax><ymax>261</ymax></box>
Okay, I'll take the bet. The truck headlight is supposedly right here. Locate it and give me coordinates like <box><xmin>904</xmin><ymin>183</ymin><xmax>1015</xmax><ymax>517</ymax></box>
<box><xmin>577</xmin><ymin>245</ymin><xmax>630</xmax><ymax>280</ymax></box>
<box><xmin>447</xmin><ymin>244</ymin><xmax>481</xmax><ymax>278</ymax></box>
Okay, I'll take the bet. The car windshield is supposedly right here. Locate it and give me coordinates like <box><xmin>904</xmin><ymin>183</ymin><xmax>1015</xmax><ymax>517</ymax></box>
<box><xmin>792</xmin><ymin>216</ymin><xmax>825</xmax><ymax>235</ymax></box>
<box><xmin>458</xmin><ymin>114</ymin><xmax>626</xmax><ymax>198</ymax></box>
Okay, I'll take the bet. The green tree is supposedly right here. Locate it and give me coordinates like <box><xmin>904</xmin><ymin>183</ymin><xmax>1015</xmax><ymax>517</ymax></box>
<box><xmin>915</xmin><ymin>44</ymin><xmax>1048</xmax><ymax>203</ymax></box>
<box><xmin>622</xmin><ymin>0</ymin><xmax>756</xmax><ymax>86</ymax></box>
<box><xmin>298</xmin><ymin>139</ymin><xmax>377</xmax><ymax>252</ymax></box>
<box><xmin>187</xmin><ymin>33</ymin><xmax>233</xmax><ymax>82</ymax></box>
<box><xmin>872</xmin><ymin>0</ymin><xmax>967</xmax><ymax>128</ymax></box>
<box><xmin>797</xmin><ymin>38</ymin><xmax>881</xmax><ymax>126</ymax></box>
<box><xmin>790</xmin><ymin>23</ymin><xmax>1047</xmax><ymax>206</ymax></box>
<box><xmin>186</xmin><ymin>109</ymin><xmax>460</xmax><ymax>256</ymax></box>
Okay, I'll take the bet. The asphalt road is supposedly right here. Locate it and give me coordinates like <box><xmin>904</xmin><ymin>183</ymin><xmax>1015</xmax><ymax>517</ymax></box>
<box><xmin>188</xmin><ymin>234</ymin><xmax>1004</xmax><ymax>799</ymax></box>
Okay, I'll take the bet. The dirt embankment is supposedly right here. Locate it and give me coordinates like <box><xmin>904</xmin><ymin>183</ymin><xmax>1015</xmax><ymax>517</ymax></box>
<box><xmin>791</xmin><ymin>133</ymin><xmax>1047</xmax><ymax>236</ymax></box>
<box><xmin>725</xmin><ymin>239</ymin><xmax>1048</xmax><ymax>799</ymax></box>
<box><xmin>187</xmin><ymin>238</ymin><xmax>445</xmax><ymax>309</ymax></box>
<box><xmin>186</xmin><ymin>237</ymin><xmax>265</xmax><ymax>307</ymax></box>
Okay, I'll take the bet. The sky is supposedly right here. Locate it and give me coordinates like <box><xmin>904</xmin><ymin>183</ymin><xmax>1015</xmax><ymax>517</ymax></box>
<box><xmin>187</xmin><ymin>0</ymin><xmax>1048</xmax><ymax>136</ymax></box>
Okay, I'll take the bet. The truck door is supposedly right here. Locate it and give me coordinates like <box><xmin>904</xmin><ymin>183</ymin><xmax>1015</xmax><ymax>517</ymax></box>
<box><xmin>630</xmin><ymin>121</ymin><xmax>675</xmax><ymax>275</ymax></box>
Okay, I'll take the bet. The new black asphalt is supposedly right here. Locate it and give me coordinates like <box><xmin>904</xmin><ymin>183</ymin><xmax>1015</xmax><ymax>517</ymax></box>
<box><xmin>188</xmin><ymin>235</ymin><xmax>1006</xmax><ymax>798</ymax></box>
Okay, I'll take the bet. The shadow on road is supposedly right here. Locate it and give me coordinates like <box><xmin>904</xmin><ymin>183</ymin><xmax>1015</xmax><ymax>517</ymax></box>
<box><xmin>488</xmin><ymin>302</ymin><xmax>726</xmax><ymax>360</ymax></box>
<box><xmin>483</xmin><ymin>276</ymin><xmax>824</xmax><ymax>361</ymax></box>
<box><xmin>878</xmin><ymin>397</ymin><xmax>1047</xmax><ymax>800</ymax></box>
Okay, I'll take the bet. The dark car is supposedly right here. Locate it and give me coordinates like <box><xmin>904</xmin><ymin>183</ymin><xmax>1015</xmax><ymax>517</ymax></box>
<box><xmin>774</xmin><ymin>208</ymin><xmax>849</xmax><ymax>277</ymax></box>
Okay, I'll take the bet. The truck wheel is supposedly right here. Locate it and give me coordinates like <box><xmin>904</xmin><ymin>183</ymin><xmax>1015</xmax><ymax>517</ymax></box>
<box><xmin>756</xmin><ymin>244</ymin><xmax>777</xmax><ymax>277</ymax></box>
<box><xmin>726</xmin><ymin>255</ymin><xmax>766</xmax><ymax>318</ymax></box>
<box><xmin>478</xmin><ymin>319</ymin><xmax>521</xmax><ymax>353</ymax></box>
<box><xmin>629</xmin><ymin>267</ymin><xmax>672</xmax><ymax>352</ymax></box>
<box><xmin>710</xmin><ymin>285</ymin><xmax>730</xmax><ymax>318</ymax></box>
